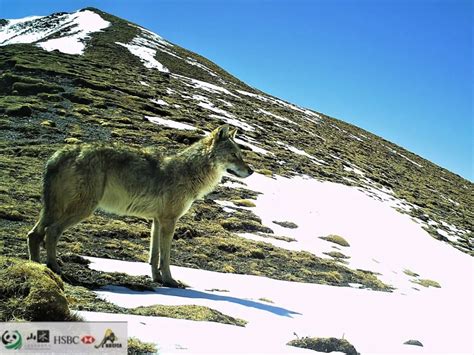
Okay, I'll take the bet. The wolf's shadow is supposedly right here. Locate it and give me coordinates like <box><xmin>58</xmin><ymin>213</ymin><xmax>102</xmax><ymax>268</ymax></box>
<box><xmin>100</xmin><ymin>286</ymin><xmax>301</xmax><ymax>318</ymax></box>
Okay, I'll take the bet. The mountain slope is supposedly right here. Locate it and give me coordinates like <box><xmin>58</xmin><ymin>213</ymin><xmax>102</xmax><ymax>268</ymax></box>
<box><xmin>1</xmin><ymin>6</ymin><xmax>472</xmax><ymax>353</ymax></box>
<box><xmin>1</xmin><ymin>8</ymin><xmax>471</xmax><ymax>256</ymax></box>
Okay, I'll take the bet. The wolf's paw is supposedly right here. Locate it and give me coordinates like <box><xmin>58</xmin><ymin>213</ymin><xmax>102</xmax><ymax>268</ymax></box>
<box><xmin>152</xmin><ymin>273</ymin><xmax>163</xmax><ymax>283</ymax></box>
<box><xmin>46</xmin><ymin>261</ymin><xmax>62</xmax><ymax>275</ymax></box>
<box><xmin>151</xmin><ymin>267</ymin><xmax>163</xmax><ymax>283</ymax></box>
<box><xmin>163</xmin><ymin>278</ymin><xmax>188</xmax><ymax>289</ymax></box>
<box><xmin>28</xmin><ymin>255</ymin><xmax>41</xmax><ymax>263</ymax></box>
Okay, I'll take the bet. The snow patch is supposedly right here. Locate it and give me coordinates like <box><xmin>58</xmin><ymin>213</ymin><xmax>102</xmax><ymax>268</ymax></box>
<box><xmin>276</xmin><ymin>141</ymin><xmax>326</xmax><ymax>165</ymax></box>
<box><xmin>74</xmin><ymin>172</ymin><xmax>472</xmax><ymax>354</ymax></box>
<box><xmin>237</xmin><ymin>173</ymin><xmax>471</xmax><ymax>295</ymax></box>
<box><xmin>344</xmin><ymin>164</ymin><xmax>365</xmax><ymax>176</ymax></box>
<box><xmin>209</xmin><ymin>115</ymin><xmax>255</xmax><ymax>132</ymax></box>
<box><xmin>82</xmin><ymin>252</ymin><xmax>473</xmax><ymax>354</ymax></box>
<box><xmin>116</xmin><ymin>34</ymin><xmax>169</xmax><ymax>72</ymax></box>
<box><xmin>257</xmin><ymin>108</ymin><xmax>297</xmax><ymax>126</ymax></box>
<box><xmin>217</xmin><ymin>99</ymin><xmax>233</xmax><ymax>107</ymax></box>
<box><xmin>173</xmin><ymin>75</ymin><xmax>239</xmax><ymax>98</ymax></box>
<box><xmin>116</xmin><ymin>24</ymin><xmax>173</xmax><ymax>72</ymax></box>
<box><xmin>150</xmin><ymin>98</ymin><xmax>169</xmax><ymax>106</ymax></box>
<box><xmin>387</xmin><ymin>147</ymin><xmax>423</xmax><ymax>168</ymax></box>
<box><xmin>195</xmin><ymin>98</ymin><xmax>232</xmax><ymax>118</ymax></box>
<box><xmin>0</xmin><ymin>10</ymin><xmax>110</xmax><ymax>55</ymax></box>
<box><xmin>234</xmin><ymin>137</ymin><xmax>270</xmax><ymax>156</ymax></box>
<box><xmin>185</xmin><ymin>57</ymin><xmax>219</xmax><ymax>77</ymax></box>
<box><xmin>236</xmin><ymin>90</ymin><xmax>321</xmax><ymax>124</ymax></box>
<box><xmin>192</xmin><ymin>95</ymin><xmax>255</xmax><ymax>132</ymax></box>
<box><xmin>146</xmin><ymin>116</ymin><xmax>196</xmax><ymax>130</ymax></box>
<box><xmin>348</xmin><ymin>133</ymin><xmax>364</xmax><ymax>142</ymax></box>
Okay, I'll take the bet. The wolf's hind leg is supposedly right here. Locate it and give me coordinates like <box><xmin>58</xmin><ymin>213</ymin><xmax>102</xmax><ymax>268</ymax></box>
<box><xmin>44</xmin><ymin>205</ymin><xmax>97</xmax><ymax>274</ymax></box>
<box><xmin>27</xmin><ymin>213</ymin><xmax>46</xmax><ymax>262</ymax></box>
<box><xmin>149</xmin><ymin>218</ymin><xmax>162</xmax><ymax>282</ymax></box>
<box><xmin>44</xmin><ymin>224</ymin><xmax>64</xmax><ymax>274</ymax></box>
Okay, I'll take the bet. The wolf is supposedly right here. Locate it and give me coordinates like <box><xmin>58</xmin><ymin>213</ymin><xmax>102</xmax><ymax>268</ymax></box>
<box><xmin>27</xmin><ymin>125</ymin><xmax>253</xmax><ymax>287</ymax></box>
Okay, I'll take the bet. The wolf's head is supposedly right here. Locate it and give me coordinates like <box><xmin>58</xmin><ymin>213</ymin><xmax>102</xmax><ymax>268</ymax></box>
<box><xmin>209</xmin><ymin>125</ymin><xmax>253</xmax><ymax>178</ymax></box>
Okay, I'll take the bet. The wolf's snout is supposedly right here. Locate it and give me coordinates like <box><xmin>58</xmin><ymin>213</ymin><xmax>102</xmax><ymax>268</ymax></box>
<box><xmin>226</xmin><ymin>166</ymin><xmax>253</xmax><ymax>178</ymax></box>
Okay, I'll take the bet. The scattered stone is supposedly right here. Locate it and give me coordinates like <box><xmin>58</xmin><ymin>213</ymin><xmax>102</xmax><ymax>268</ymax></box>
<box><xmin>404</xmin><ymin>339</ymin><xmax>423</xmax><ymax>347</ymax></box>
<box><xmin>133</xmin><ymin>304</ymin><xmax>247</xmax><ymax>327</ymax></box>
<box><xmin>273</xmin><ymin>220</ymin><xmax>298</xmax><ymax>229</ymax></box>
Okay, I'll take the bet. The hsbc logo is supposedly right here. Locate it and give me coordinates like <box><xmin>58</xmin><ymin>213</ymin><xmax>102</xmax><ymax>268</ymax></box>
<box><xmin>54</xmin><ymin>335</ymin><xmax>95</xmax><ymax>345</ymax></box>
<box><xmin>81</xmin><ymin>335</ymin><xmax>95</xmax><ymax>345</ymax></box>
<box><xmin>53</xmin><ymin>336</ymin><xmax>79</xmax><ymax>345</ymax></box>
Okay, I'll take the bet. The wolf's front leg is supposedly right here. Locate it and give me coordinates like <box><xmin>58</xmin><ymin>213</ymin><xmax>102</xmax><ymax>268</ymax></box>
<box><xmin>149</xmin><ymin>218</ymin><xmax>162</xmax><ymax>282</ymax></box>
<box><xmin>158</xmin><ymin>218</ymin><xmax>185</xmax><ymax>288</ymax></box>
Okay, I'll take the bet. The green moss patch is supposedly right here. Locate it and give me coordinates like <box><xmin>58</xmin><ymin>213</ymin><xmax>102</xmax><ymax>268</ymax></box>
<box><xmin>59</xmin><ymin>254</ymin><xmax>157</xmax><ymax>291</ymax></box>
<box><xmin>0</xmin><ymin>256</ymin><xmax>72</xmax><ymax>321</ymax></box>
<box><xmin>272</xmin><ymin>220</ymin><xmax>298</xmax><ymax>229</ymax></box>
<box><xmin>232</xmin><ymin>199</ymin><xmax>256</xmax><ymax>207</ymax></box>
<box><xmin>319</xmin><ymin>234</ymin><xmax>350</xmax><ymax>247</ymax></box>
<box><xmin>134</xmin><ymin>304</ymin><xmax>247</xmax><ymax>327</ymax></box>
<box><xmin>403</xmin><ymin>269</ymin><xmax>420</xmax><ymax>277</ymax></box>
<box><xmin>220</xmin><ymin>216</ymin><xmax>273</xmax><ymax>234</ymax></box>
<box><xmin>64</xmin><ymin>284</ymin><xmax>126</xmax><ymax>314</ymax></box>
<box><xmin>128</xmin><ymin>337</ymin><xmax>158</xmax><ymax>354</ymax></box>
<box><xmin>324</xmin><ymin>251</ymin><xmax>350</xmax><ymax>260</ymax></box>
<box><xmin>411</xmin><ymin>278</ymin><xmax>441</xmax><ymax>288</ymax></box>
<box><xmin>403</xmin><ymin>269</ymin><xmax>441</xmax><ymax>288</ymax></box>
<box><xmin>287</xmin><ymin>336</ymin><xmax>359</xmax><ymax>354</ymax></box>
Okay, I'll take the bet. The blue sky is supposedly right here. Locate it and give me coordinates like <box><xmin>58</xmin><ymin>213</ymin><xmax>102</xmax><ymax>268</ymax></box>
<box><xmin>1</xmin><ymin>0</ymin><xmax>472</xmax><ymax>181</ymax></box>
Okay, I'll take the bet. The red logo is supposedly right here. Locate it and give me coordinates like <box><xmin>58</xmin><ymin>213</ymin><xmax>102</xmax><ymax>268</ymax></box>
<box><xmin>81</xmin><ymin>335</ymin><xmax>95</xmax><ymax>344</ymax></box>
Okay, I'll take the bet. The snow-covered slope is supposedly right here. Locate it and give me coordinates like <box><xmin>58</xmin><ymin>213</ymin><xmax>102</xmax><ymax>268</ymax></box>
<box><xmin>80</xmin><ymin>172</ymin><xmax>473</xmax><ymax>354</ymax></box>
<box><xmin>0</xmin><ymin>9</ymin><xmax>110</xmax><ymax>54</ymax></box>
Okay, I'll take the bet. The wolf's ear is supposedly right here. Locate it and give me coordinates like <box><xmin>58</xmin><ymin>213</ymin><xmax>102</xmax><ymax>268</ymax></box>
<box><xmin>215</xmin><ymin>124</ymin><xmax>230</xmax><ymax>141</ymax></box>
